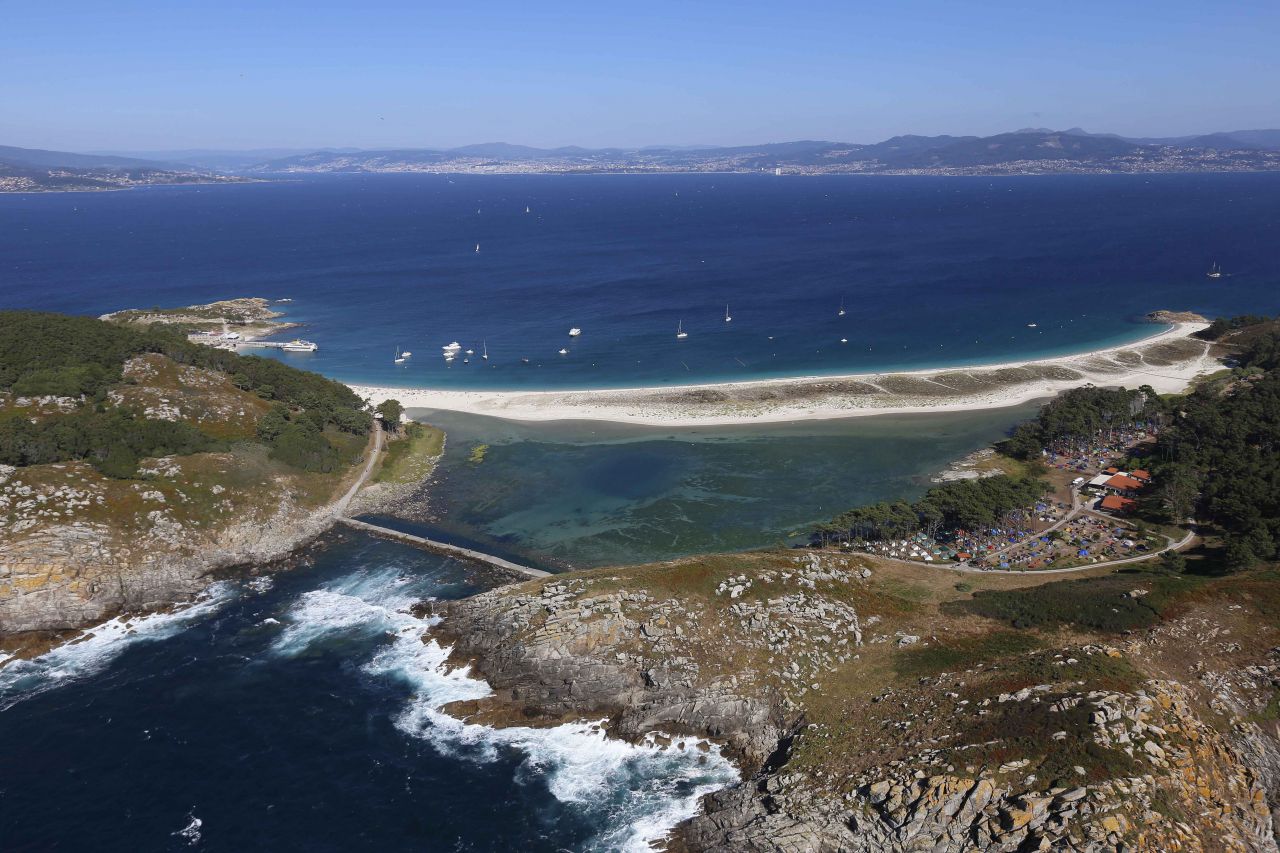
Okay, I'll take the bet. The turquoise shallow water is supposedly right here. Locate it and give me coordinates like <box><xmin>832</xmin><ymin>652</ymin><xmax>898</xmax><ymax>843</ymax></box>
<box><xmin>399</xmin><ymin>404</ymin><xmax>1041</xmax><ymax>568</ymax></box>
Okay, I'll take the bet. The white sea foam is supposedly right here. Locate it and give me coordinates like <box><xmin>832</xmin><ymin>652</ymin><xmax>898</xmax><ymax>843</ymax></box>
<box><xmin>275</xmin><ymin>566</ymin><xmax>739</xmax><ymax>851</ymax></box>
<box><xmin>0</xmin><ymin>583</ymin><xmax>237</xmax><ymax>711</ymax></box>
<box><xmin>173</xmin><ymin>813</ymin><xmax>203</xmax><ymax>846</ymax></box>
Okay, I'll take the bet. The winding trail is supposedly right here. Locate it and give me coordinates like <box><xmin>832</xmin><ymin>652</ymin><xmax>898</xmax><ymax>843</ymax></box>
<box><xmin>334</xmin><ymin>420</ymin><xmax>384</xmax><ymax>517</ymax></box>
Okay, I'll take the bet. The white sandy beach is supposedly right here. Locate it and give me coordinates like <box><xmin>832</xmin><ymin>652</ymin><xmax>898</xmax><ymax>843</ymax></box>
<box><xmin>347</xmin><ymin>322</ymin><xmax>1219</xmax><ymax>427</ymax></box>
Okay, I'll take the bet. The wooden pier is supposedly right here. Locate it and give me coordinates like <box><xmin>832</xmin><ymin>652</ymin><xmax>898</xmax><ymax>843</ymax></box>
<box><xmin>337</xmin><ymin>517</ymin><xmax>551</xmax><ymax>580</ymax></box>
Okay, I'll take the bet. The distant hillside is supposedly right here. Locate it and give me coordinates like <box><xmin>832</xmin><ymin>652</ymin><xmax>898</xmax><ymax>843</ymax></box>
<box><xmin>0</xmin><ymin>145</ymin><xmax>176</xmax><ymax>170</ymax></box>
<box><xmin>0</xmin><ymin>144</ymin><xmax>249</xmax><ymax>193</ymax></box>
<box><xmin>884</xmin><ymin>131</ymin><xmax>1141</xmax><ymax>167</ymax></box>
<box><xmin>248</xmin><ymin>128</ymin><xmax>1280</xmax><ymax>176</ymax></box>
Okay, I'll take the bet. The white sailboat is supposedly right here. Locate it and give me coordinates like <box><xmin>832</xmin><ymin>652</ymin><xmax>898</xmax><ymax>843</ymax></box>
<box><xmin>676</xmin><ymin>320</ymin><xmax>688</xmax><ymax>339</ymax></box>
<box><xmin>394</xmin><ymin>347</ymin><xmax>406</xmax><ymax>364</ymax></box>
<box><xmin>482</xmin><ymin>340</ymin><xmax>489</xmax><ymax>360</ymax></box>
<box><xmin>724</xmin><ymin>304</ymin><xmax>732</xmax><ymax>323</ymax></box>
<box><xmin>475</xmin><ymin>243</ymin><xmax>480</xmax><ymax>254</ymax></box>
<box><xmin>840</xmin><ymin>338</ymin><xmax>848</xmax><ymax>344</ymax></box>
<box><xmin>1207</xmin><ymin>262</ymin><xmax>1223</xmax><ymax>279</ymax></box>
<box><xmin>559</xmin><ymin>348</ymin><xmax>569</xmax><ymax>355</ymax></box>
<box><xmin>525</xmin><ymin>205</ymin><xmax>531</xmax><ymax>214</ymax></box>
<box><xmin>838</xmin><ymin>299</ymin><xmax>846</xmax><ymax>317</ymax></box>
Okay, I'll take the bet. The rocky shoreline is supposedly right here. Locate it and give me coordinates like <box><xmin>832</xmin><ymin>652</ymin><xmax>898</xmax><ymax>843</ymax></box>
<box><xmin>0</xmin><ymin>474</ymin><xmax>345</xmax><ymax>637</ymax></box>
<box><xmin>427</xmin><ymin>551</ymin><xmax>1280</xmax><ymax>851</ymax></box>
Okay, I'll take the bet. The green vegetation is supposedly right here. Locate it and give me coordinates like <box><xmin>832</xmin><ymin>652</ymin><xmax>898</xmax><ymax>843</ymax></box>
<box><xmin>893</xmin><ymin>630</ymin><xmax>1039</xmax><ymax>679</ymax></box>
<box><xmin>1195</xmin><ymin>314</ymin><xmax>1272</xmax><ymax>341</ymax></box>
<box><xmin>0</xmin><ymin>311</ymin><xmax>371</xmax><ymax>477</ymax></box>
<box><xmin>812</xmin><ymin>474</ymin><xmax>1048</xmax><ymax>545</ymax></box>
<box><xmin>948</xmin><ymin>570</ymin><xmax>1203</xmax><ymax>631</ymax></box>
<box><xmin>468</xmin><ymin>443</ymin><xmax>489</xmax><ymax>464</ymax></box>
<box><xmin>998</xmin><ymin>385</ymin><xmax>1162</xmax><ymax>460</ymax></box>
<box><xmin>377</xmin><ymin>398</ymin><xmax>404</xmax><ymax>431</ymax></box>
<box><xmin>1149</xmin><ymin>363</ymin><xmax>1280</xmax><ymax>570</ymax></box>
<box><xmin>374</xmin><ymin>422</ymin><xmax>444</xmax><ymax>485</ymax></box>
<box><xmin>0</xmin><ymin>408</ymin><xmax>217</xmax><ymax>477</ymax></box>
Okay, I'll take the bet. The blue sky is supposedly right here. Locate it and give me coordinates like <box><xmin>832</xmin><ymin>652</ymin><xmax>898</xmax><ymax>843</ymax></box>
<box><xmin>4</xmin><ymin>0</ymin><xmax>1278</xmax><ymax>151</ymax></box>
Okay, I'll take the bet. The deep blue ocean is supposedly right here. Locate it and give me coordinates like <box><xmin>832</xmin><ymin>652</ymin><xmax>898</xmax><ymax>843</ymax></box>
<box><xmin>3</xmin><ymin>173</ymin><xmax>1279</xmax><ymax>851</ymax></box>
<box><xmin>3</xmin><ymin>172</ymin><xmax>1279</xmax><ymax>389</ymax></box>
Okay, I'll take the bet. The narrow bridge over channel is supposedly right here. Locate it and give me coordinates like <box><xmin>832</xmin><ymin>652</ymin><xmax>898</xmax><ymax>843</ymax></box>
<box><xmin>336</xmin><ymin>518</ymin><xmax>551</xmax><ymax>579</ymax></box>
<box><xmin>337</xmin><ymin>421</ymin><xmax>550</xmax><ymax>580</ymax></box>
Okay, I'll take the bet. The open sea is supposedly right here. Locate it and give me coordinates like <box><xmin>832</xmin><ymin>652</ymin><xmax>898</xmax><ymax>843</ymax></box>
<box><xmin>3</xmin><ymin>172</ymin><xmax>1279</xmax><ymax>389</ymax></box>
<box><xmin>2</xmin><ymin>173</ymin><xmax>1279</xmax><ymax>850</ymax></box>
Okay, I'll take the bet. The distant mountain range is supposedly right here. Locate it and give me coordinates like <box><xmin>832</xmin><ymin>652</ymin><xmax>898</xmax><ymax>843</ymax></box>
<box><xmin>5</xmin><ymin>128</ymin><xmax>1280</xmax><ymax>191</ymax></box>
<box><xmin>0</xmin><ymin>145</ymin><xmax>248</xmax><ymax>192</ymax></box>
<box><xmin>242</xmin><ymin>128</ymin><xmax>1280</xmax><ymax>176</ymax></box>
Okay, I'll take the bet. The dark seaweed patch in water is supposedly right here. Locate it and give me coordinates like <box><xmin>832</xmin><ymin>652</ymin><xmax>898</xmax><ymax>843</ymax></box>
<box><xmin>582</xmin><ymin>447</ymin><xmax>689</xmax><ymax>499</ymax></box>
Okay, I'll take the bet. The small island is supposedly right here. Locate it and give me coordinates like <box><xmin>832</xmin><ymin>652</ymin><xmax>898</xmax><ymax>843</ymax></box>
<box><xmin>101</xmin><ymin>296</ymin><xmax>299</xmax><ymax>343</ymax></box>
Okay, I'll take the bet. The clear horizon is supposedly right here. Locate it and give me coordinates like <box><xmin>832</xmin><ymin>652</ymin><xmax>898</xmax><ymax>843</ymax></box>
<box><xmin>3</xmin><ymin>0</ymin><xmax>1278</xmax><ymax>152</ymax></box>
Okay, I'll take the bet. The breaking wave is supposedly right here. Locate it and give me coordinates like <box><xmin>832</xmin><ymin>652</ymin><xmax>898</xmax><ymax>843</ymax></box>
<box><xmin>0</xmin><ymin>582</ymin><xmax>238</xmax><ymax>711</ymax></box>
<box><xmin>274</xmin><ymin>566</ymin><xmax>739</xmax><ymax>851</ymax></box>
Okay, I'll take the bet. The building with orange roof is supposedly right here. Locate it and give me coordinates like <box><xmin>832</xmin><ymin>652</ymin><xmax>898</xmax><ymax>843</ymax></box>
<box><xmin>1099</xmin><ymin>495</ymin><xmax>1137</xmax><ymax>513</ymax></box>
<box><xmin>1104</xmin><ymin>474</ymin><xmax>1144</xmax><ymax>492</ymax></box>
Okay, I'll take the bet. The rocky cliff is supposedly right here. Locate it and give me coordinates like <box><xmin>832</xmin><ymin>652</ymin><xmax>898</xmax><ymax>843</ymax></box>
<box><xmin>0</xmin><ymin>456</ymin><xmax>347</xmax><ymax>634</ymax></box>
<box><xmin>0</xmin><ymin>352</ymin><xmax>370</xmax><ymax>636</ymax></box>
<box><xmin>433</xmin><ymin>550</ymin><xmax>1280</xmax><ymax>852</ymax></box>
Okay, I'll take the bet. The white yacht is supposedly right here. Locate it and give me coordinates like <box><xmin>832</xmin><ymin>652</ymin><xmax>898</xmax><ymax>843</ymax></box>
<box><xmin>442</xmin><ymin>341</ymin><xmax>462</xmax><ymax>353</ymax></box>
<box><xmin>281</xmin><ymin>339</ymin><xmax>317</xmax><ymax>352</ymax></box>
<box><xmin>676</xmin><ymin>320</ymin><xmax>688</xmax><ymax>339</ymax></box>
<box><xmin>401</xmin><ymin>349</ymin><xmax>412</xmax><ymax>357</ymax></box>
<box><xmin>569</xmin><ymin>327</ymin><xmax>582</xmax><ymax>337</ymax></box>
<box><xmin>465</xmin><ymin>349</ymin><xmax>474</xmax><ymax>355</ymax></box>
<box><xmin>724</xmin><ymin>304</ymin><xmax>732</xmax><ymax>323</ymax></box>
<box><xmin>840</xmin><ymin>338</ymin><xmax>848</xmax><ymax>344</ymax></box>
<box><xmin>1026</xmin><ymin>323</ymin><xmax>1037</xmax><ymax>328</ymax></box>
<box><xmin>1207</xmin><ymin>262</ymin><xmax>1223</xmax><ymax>279</ymax></box>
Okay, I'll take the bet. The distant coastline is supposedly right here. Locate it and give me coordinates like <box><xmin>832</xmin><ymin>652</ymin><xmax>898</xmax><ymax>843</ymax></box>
<box><xmin>347</xmin><ymin>321</ymin><xmax>1217</xmax><ymax>426</ymax></box>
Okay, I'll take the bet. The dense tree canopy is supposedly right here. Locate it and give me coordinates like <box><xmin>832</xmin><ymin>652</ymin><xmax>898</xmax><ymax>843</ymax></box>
<box><xmin>0</xmin><ymin>311</ymin><xmax>372</xmax><ymax>477</ymax></box>
<box><xmin>0</xmin><ymin>408</ymin><xmax>217</xmax><ymax>477</ymax></box>
<box><xmin>1151</xmin><ymin>370</ymin><xmax>1280</xmax><ymax>568</ymax></box>
<box><xmin>998</xmin><ymin>385</ymin><xmax>1163</xmax><ymax>459</ymax></box>
<box><xmin>813</xmin><ymin>474</ymin><xmax>1048</xmax><ymax>545</ymax></box>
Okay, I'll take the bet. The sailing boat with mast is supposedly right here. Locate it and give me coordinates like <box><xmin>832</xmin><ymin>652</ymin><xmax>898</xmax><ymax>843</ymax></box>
<box><xmin>676</xmin><ymin>319</ymin><xmax>688</xmax><ymax>339</ymax></box>
<box><xmin>1207</xmin><ymin>262</ymin><xmax>1223</xmax><ymax>279</ymax></box>
<box><xmin>482</xmin><ymin>340</ymin><xmax>489</xmax><ymax>360</ymax></box>
<box><xmin>724</xmin><ymin>304</ymin><xmax>732</xmax><ymax>323</ymax></box>
<box><xmin>394</xmin><ymin>347</ymin><xmax>406</xmax><ymax>364</ymax></box>
<box><xmin>838</xmin><ymin>298</ymin><xmax>846</xmax><ymax>317</ymax></box>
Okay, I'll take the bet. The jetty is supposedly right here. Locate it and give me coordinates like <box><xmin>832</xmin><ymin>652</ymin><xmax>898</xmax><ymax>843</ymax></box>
<box><xmin>336</xmin><ymin>517</ymin><xmax>551</xmax><ymax>579</ymax></box>
<box><xmin>335</xmin><ymin>421</ymin><xmax>550</xmax><ymax>580</ymax></box>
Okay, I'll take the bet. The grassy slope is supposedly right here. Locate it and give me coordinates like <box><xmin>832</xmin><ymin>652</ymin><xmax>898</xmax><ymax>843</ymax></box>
<box><xmin>493</xmin><ymin>547</ymin><xmax>1279</xmax><ymax>807</ymax></box>
<box><xmin>1</xmin><ymin>353</ymin><xmax>366</xmax><ymax>540</ymax></box>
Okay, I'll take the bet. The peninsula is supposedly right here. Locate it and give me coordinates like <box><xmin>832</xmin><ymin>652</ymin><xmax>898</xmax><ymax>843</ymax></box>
<box><xmin>348</xmin><ymin>319</ymin><xmax>1217</xmax><ymax>427</ymax></box>
<box><xmin>0</xmin><ymin>310</ymin><xmax>376</xmax><ymax>637</ymax></box>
